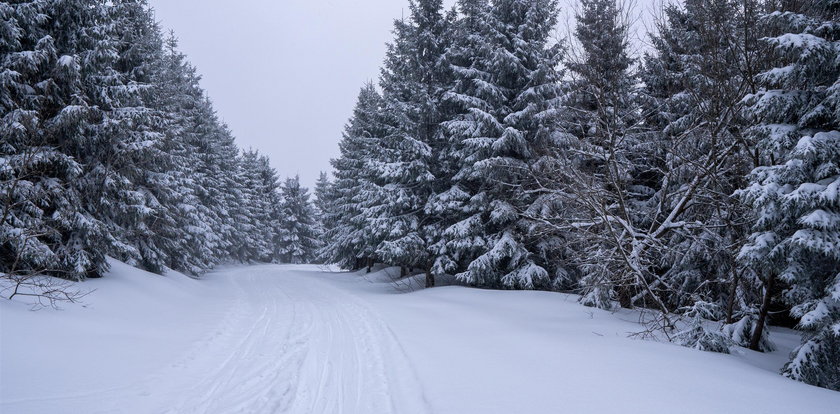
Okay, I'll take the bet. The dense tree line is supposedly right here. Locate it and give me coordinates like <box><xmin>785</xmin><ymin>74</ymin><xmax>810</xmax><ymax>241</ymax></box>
<box><xmin>0</xmin><ymin>1</ymin><xmax>321</xmax><ymax>289</ymax></box>
<box><xmin>320</xmin><ymin>0</ymin><xmax>839</xmax><ymax>390</ymax></box>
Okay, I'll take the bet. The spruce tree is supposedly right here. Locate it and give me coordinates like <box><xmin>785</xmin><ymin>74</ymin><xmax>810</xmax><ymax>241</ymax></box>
<box><xmin>256</xmin><ymin>154</ymin><xmax>285</xmax><ymax>263</ymax></box>
<box><xmin>321</xmin><ymin>83</ymin><xmax>389</xmax><ymax>269</ymax></box>
<box><xmin>739</xmin><ymin>0</ymin><xmax>840</xmax><ymax>390</ymax></box>
<box><xmin>1</xmin><ymin>0</ymin><xmax>89</xmax><ymax>280</ymax></box>
<box><xmin>200</xmin><ymin>114</ymin><xmax>245</xmax><ymax>262</ymax></box>
<box><xmin>151</xmin><ymin>33</ymin><xmax>220</xmax><ymax>273</ymax></box>
<box><xmin>278</xmin><ymin>176</ymin><xmax>320</xmax><ymax>264</ymax></box>
<box><xmin>312</xmin><ymin>171</ymin><xmax>332</xmax><ymax>262</ymax></box>
<box><xmin>14</xmin><ymin>0</ymin><xmax>112</xmax><ymax>279</ymax></box>
<box><xmin>428</xmin><ymin>0</ymin><xmax>496</xmax><ymax>280</ymax></box>
<box><xmin>159</xmin><ymin>37</ymin><xmax>241</xmax><ymax>266</ymax></box>
<box><xmin>2</xmin><ymin>0</ymin><xmax>285</xmax><ymax>283</ymax></box>
<box><xmin>374</xmin><ymin>0</ymin><xmax>453</xmax><ymax>285</ymax></box>
<box><xmin>237</xmin><ymin>150</ymin><xmax>277</xmax><ymax>263</ymax></box>
<box><xmin>441</xmin><ymin>0</ymin><xmax>562</xmax><ymax>289</ymax></box>
<box><xmin>313</xmin><ymin>172</ymin><xmax>332</xmax><ymax>227</ymax></box>
<box><xmin>91</xmin><ymin>0</ymin><xmax>177</xmax><ymax>274</ymax></box>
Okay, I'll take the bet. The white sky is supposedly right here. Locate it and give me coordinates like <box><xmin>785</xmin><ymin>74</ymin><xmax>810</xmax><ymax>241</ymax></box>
<box><xmin>148</xmin><ymin>0</ymin><xmax>656</xmax><ymax>188</ymax></box>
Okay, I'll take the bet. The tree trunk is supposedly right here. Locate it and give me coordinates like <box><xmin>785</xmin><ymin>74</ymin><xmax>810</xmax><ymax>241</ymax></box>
<box><xmin>400</xmin><ymin>266</ymin><xmax>408</xmax><ymax>277</ymax></box>
<box><xmin>366</xmin><ymin>257</ymin><xmax>373</xmax><ymax>274</ymax></box>
<box><xmin>749</xmin><ymin>273</ymin><xmax>775</xmax><ymax>351</ymax></box>
<box><xmin>425</xmin><ymin>267</ymin><xmax>435</xmax><ymax>288</ymax></box>
<box><xmin>725</xmin><ymin>269</ymin><xmax>741</xmax><ymax>324</ymax></box>
<box><xmin>617</xmin><ymin>284</ymin><xmax>633</xmax><ymax>309</ymax></box>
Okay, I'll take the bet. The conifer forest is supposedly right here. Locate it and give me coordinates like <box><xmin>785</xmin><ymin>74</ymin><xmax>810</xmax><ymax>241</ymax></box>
<box><xmin>2</xmin><ymin>0</ymin><xmax>839</xmax><ymax>411</ymax></box>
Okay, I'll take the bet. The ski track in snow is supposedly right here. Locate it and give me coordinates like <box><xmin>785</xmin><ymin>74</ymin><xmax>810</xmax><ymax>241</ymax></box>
<box><xmin>7</xmin><ymin>264</ymin><xmax>839</xmax><ymax>414</ymax></box>
<box><xmin>2</xmin><ymin>265</ymin><xmax>431</xmax><ymax>414</ymax></box>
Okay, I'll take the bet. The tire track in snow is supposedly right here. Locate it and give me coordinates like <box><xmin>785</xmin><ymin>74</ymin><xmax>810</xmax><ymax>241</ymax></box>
<box><xmin>259</xmin><ymin>265</ymin><xmax>431</xmax><ymax>414</ymax></box>
<box><xmin>159</xmin><ymin>265</ymin><xmax>431</xmax><ymax>413</ymax></box>
<box><xmin>3</xmin><ymin>265</ymin><xmax>430</xmax><ymax>414</ymax></box>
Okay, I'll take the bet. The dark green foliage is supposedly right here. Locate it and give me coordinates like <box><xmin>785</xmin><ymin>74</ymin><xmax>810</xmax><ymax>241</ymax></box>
<box><xmin>277</xmin><ymin>176</ymin><xmax>321</xmax><ymax>264</ymax></box>
<box><xmin>1</xmin><ymin>0</ymin><xmax>293</xmax><ymax>283</ymax></box>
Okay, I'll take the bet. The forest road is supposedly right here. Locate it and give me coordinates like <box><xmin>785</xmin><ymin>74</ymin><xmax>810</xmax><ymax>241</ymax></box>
<box><xmin>154</xmin><ymin>265</ymin><xmax>432</xmax><ymax>414</ymax></box>
<box><xmin>1</xmin><ymin>265</ymin><xmax>430</xmax><ymax>414</ymax></box>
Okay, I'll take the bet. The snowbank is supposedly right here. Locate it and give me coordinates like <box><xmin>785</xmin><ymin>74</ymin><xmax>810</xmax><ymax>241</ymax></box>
<box><xmin>1</xmin><ymin>259</ymin><xmax>236</xmax><ymax>411</ymax></box>
<box><xmin>331</xmin><ymin>267</ymin><xmax>840</xmax><ymax>414</ymax></box>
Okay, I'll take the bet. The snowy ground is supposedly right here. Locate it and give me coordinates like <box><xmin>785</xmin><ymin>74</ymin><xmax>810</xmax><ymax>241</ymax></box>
<box><xmin>2</xmin><ymin>262</ymin><xmax>839</xmax><ymax>413</ymax></box>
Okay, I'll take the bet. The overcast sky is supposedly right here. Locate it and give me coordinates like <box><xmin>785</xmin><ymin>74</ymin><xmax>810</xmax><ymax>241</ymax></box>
<box><xmin>147</xmin><ymin>0</ymin><xmax>448</xmax><ymax>188</ymax></box>
<box><xmin>148</xmin><ymin>0</ymin><xmax>655</xmax><ymax>188</ymax></box>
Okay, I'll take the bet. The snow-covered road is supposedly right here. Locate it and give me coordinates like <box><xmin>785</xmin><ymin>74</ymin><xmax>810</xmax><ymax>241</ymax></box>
<box><xmin>154</xmin><ymin>266</ymin><xmax>430</xmax><ymax>414</ymax></box>
<box><xmin>3</xmin><ymin>262</ymin><xmax>840</xmax><ymax>413</ymax></box>
<box><xmin>1</xmin><ymin>264</ymin><xmax>430</xmax><ymax>413</ymax></box>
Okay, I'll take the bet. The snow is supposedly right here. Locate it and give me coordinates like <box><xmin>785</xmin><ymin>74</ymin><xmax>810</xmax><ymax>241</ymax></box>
<box><xmin>56</xmin><ymin>55</ymin><xmax>76</xmax><ymax>68</ymax></box>
<box><xmin>2</xmin><ymin>262</ymin><xmax>840</xmax><ymax>413</ymax></box>
<box><xmin>769</xmin><ymin>33</ymin><xmax>828</xmax><ymax>51</ymax></box>
<box><xmin>799</xmin><ymin>209</ymin><xmax>840</xmax><ymax>230</ymax></box>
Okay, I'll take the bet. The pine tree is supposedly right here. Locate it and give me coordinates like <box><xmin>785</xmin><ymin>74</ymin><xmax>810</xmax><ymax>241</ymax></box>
<box><xmin>255</xmin><ymin>154</ymin><xmax>285</xmax><ymax>263</ymax></box>
<box><xmin>428</xmin><ymin>0</ymin><xmax>496</xmax><ymax>281</ymax></box>
<box><xmin>313</xmin><ymin>172</ymin><xmax>332</xmax><ymax>226</ymax></box>
<box><xmin>2</xmin><ymin>0</ymin><xmax>284</xmax><ymax>285</ymax></box>
<box><xmin>321</xmin><ymin>83</ymin><xmax>389</xmax><ymax>269</ymax></box>
<box><xmin>6</xmin><ymin>0</ymin><xmax>115</xmax><ymax>280</ymax></box>
<box><xmin>439</xmin><ymin>0</ymin><xmax>562</xmax><ymax>289</ymax></box>
<box><xmin>738</xmin><ymin>0</ymin><xmax>840</xmax><ymax>390</ymax></box>
<box><xmin>1</xmin><ymin>0</ymin><xmax>89</xmax><ymax>281</ymax></box>
<box><xmin>198</xmin><ymin>112</ymin><xmax>245</xmax><ymax>263</ymax></box>
<box><xmin>278</xmin><ymin>176</ymin><xmax>320</xmax><ymax>264</ymax></box>
<box><xmin>237</xmin><ymin>150</ymin><xmax>277</xmax><ymax>263</ymax></box>
<box><xmin>312</xmin><ymin>171</ymin><xmax>332</xmax><ymax>262</ymax></box>
<box><xmin>373</xmin><ymin>0</ymin><xmax>454</xmax><ymax>285</ymax></box>
<box><xmin>158</xmin><ymin>36</ymin><xmax>243</xmax><ymax>266</ymax></box>
<box><xmin>150</xmin><ymin>33</ymin><xmax>220</xmax><ymax>273</ymax></box>
<box><xmin>89</xmin><ymin>0</ymin><xmax>177</xmax><ymax>274</ymax></box>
